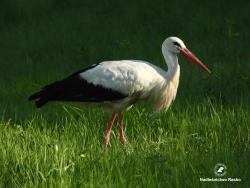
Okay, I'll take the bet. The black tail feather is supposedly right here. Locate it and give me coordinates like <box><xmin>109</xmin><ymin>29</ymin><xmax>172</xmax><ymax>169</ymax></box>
<box><xmin>28</xmin><ymin>82</ymin><xmax>60</xmax><ymax>108</ymax></box>
<box><xmin>28</xmin><ymin>65</ymin><xmax>127</xmax><ymax>108</ymax></box>
<box><xmin>28</xmin><ymin>89</ymin><xmax>50</xmax><ymax>108</ymax></box>
<box><xmin>28</xmin><ymin>91</ymin><xmax>43</xmax><ymax>101</ymax></box>
<box><xmin>34</xmin><ymin>98</ymin><xmax>49</xmax><ymax>108</ymax></box>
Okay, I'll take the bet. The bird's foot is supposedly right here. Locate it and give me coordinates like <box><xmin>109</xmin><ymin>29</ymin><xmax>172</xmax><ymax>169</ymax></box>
<box><xmin>104</xmin><ymin>132</ymin><xmax>111</xmax><ymax>149</ymax></box>
<box><xmin>119</xmin><ymin>128</ymin><xmax>126</xmax><ymax>145</ymax></box>
<box><xmin>120</xmin><ymin>137</ymin><xmax>126</xmax><ymax>145</ymax></box>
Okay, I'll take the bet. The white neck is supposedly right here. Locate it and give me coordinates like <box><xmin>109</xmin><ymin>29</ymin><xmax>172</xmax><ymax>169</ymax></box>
<box><xmin>152</xmin><ymin>48</ymin><xmax>180</xmax><ymax>111</ymax></box>
<box><xmin>162</xmin><ymin>48</ymin><xmax>180</xmax><ymax>81</ymax></box>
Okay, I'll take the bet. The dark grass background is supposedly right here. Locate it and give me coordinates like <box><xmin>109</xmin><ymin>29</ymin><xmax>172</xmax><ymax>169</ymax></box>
<box><xmin>0</xmin><ymin>0</ymin><xmax>249</xmax><ymax>187</ymax></box>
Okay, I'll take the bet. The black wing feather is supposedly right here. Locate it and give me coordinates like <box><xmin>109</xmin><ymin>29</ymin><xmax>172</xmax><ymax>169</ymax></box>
<box><xmin>28</xmin><ymin>64</ymin><xmax>127</xmax><ymax>108</ymax></box>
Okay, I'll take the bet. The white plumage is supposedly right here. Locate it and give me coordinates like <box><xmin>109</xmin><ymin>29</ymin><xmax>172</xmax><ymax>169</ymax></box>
<box><xmin>29</xmin><ymin>36</ymin><xmax>210</xmax><ymax>149</ymax></box>
<box><xmin>79</xmin><ymin>60</ymin><xmax>178</xmax><ymax>111</ymax></box>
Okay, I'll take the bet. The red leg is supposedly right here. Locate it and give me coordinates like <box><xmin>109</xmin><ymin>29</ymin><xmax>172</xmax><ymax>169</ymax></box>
<box><xmin>118</xmin><ymin>112</ymin><xmax>126</xmax><ymax>144</ymax></box>
<box><xmin>104</xmin><ymin>113</ymin><xmax>117</xmax><ymax>149</ymax></box>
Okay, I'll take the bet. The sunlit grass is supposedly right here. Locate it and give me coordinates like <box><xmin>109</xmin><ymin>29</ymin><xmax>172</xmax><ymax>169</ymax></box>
<box><xmin>0</xmin><ymin>101</ymin><xmax>249</xmax><ymax>187</ymax></box>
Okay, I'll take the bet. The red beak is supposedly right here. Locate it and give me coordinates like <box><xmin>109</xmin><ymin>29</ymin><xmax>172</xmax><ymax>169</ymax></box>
<box><xmin>180</xmin><ymin>48</ymin><xmax>211</xmax><ymax>74</ymax></box>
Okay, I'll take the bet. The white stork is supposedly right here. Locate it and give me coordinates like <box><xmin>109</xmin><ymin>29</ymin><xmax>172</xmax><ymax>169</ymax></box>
<box><xmin>29</xmin><ymin>37</ymin><xmax>211</xmax><ymax>148</ymax></box>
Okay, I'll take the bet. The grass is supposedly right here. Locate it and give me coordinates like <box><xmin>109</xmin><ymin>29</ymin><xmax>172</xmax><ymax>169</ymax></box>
<box><xmin>0</xmin><ymin>103</ymin><xmax>249</xmax><ymax>187</ymax></box>
<box><xmin>0</xmin><ymin>0</ymin><xmax>249</xmax><ymax>187</ymax></box>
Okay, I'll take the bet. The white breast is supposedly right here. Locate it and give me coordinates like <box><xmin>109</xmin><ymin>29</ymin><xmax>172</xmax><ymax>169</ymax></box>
<box><xmin>150</xmin><ymin>64</ymin><xmax>180</xmax><ymax>111</ymax></box>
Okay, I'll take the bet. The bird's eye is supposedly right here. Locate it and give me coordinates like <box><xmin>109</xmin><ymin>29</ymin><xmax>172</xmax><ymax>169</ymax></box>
<box><xmin>173</xmin><ymin>42</ymin><xmax>181</xmax><ymax>48</ymax></box>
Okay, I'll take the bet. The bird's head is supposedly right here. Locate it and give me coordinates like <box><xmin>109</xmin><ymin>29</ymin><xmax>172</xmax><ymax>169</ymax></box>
<box><xmin>163</xmin><ymin>37</ymin><xmax>211</xmax><ymax>73</ymax></box>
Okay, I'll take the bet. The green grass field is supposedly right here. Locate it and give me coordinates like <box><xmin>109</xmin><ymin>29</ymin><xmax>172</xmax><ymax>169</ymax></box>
<box><xmin>0</xmin><ymin>0</ymin><xmax>249</xmax><ymax>187</ymax></box>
